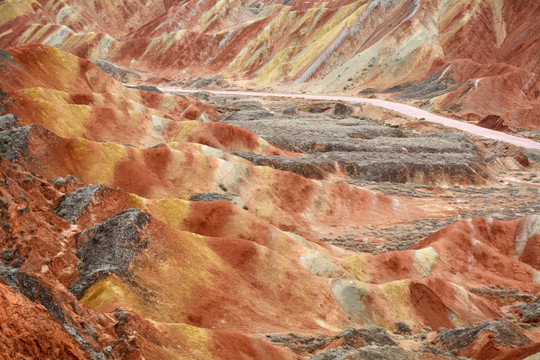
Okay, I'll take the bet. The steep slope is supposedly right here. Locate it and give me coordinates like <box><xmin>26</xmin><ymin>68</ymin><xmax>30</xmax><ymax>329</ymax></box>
<box><xmin>1</xmin><ymin>43</ymin><xmax>539</xmax><ymax>360</ymax></box>
<box><xmin>1</xmin><ymin>0</ymin><xmax>539</xmax><ymax>131</ymax></box>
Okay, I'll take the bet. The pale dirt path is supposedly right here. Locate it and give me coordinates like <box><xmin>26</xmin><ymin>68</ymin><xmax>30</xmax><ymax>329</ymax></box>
<box><xmin>156</xmin><ymin>87</ymin><xmax>540</xmax><ymax>150</ymax></box>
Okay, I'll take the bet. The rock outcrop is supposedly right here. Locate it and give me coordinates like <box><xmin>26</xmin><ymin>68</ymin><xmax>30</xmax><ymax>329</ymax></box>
<box><xmin>69</xmin><ymin>208</ymin><xmax>151</xmax><ymax>299</ymax></box>
<box><xmin>434</xmin><ymin>319</ymin><xmax>535</xmax><ymax>359</ymax></box>
<box><xmin>226</xmin><ymin>110</ymin><xmax>490</xmax><ymax>185</ymax></box>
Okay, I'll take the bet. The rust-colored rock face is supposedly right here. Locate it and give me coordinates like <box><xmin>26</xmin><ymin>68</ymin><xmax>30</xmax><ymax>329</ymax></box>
<box><xmin>0</xmin><ymin>3</ymin><xmax>539</xmax><ymax>359</ymax></box>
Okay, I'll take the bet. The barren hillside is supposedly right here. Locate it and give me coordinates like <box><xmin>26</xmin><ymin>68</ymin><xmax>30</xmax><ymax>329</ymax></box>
<box><xmin>0</xmin><ymin>1</ymin><xmax>539</xmax><ymax>359</ymax></box>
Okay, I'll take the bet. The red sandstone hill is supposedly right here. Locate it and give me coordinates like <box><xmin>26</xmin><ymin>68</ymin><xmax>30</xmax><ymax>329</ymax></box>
<box><xmin>1</xmin><ymin>0</ymin><xmax>539</xmax><ymax>131</ymax></box>
<box><xmin>0</xmin><ymin>42</ymin><xmax>539</xmax><ymax>360</ymax></box>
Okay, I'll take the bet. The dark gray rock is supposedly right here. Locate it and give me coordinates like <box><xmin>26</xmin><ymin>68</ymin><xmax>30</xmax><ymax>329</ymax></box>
<box><xmin>49</xmin><ymin>175</ymin><xmax>82</xmax><ymax>189</ymax></box>
<box><xmin>312</xmin><ymin>345</ymin><xmax>415</xmax><ymax>360</ymax></box>
<box><xmin>339</xmin><ymin>328</ymin><xmax>398</xmax><ymax>348</ymax></box>
<box><xmin>54</xmin><ymin>185</ymin><xmax>108</xmax><ymax>223</ymax></box>
<box><xmin>523</xmin><ymin>149</ymin><xmax>540</xmax><ymax>165</ymax></box>
<box><xmin>0</xmin><ymin>49</ymin><xmax>16</xmax><ymax>64</ymax></box>
<box><xmin>396</xmin><ymin>321</ymin><xmax>412</xmax><ymax>334</ymax></box>
<box><xmin>232</xmin><ymin>152</ymin><xmax>331</xmax><ymax>179</ymax></box>
<box><xmin>230</xmin><ymin>101</ymin><xmax>265</xmax><ymax>111</ymax></box>
<box><xmin>0</xmin><ymin>196</ymin><xmax>9</xmax><ymax>243</ymax></box>
<box><xmin>234</xmin><ymin>150</ymin><xmax>486</xmax><ymax>184</ymax></box>
<box><xmin>334</xmin><ymin>103</ymin><xmax>353</xmax><ymax>116</ymax></box>
<box><xmin>0</xmin><ymin>87</ymin><xmax>9</xmax><ymax>115</ymax></box>
<box><xmin>0</xmin><ymin>264</ymin><xmax>105</xmax><ymax>359</ymax></box>
<box><xmin>395</xmin><ymin>69</ymin><xmax>457</xmax><ymax>100</ymax></box>
<box><xmin>93</xmin><ymin>60</ymin><xmax>142</xmax><ymax>83</ymax></box>
<box><xmin>224</xmin><ymin>111</ymin><xmax>488</xmax><ymax>185</ymax></box>
<box><xmin>69</xmin><ymin>208</ymin><xmax>151</xmax><ymax>298</ymax></box>
<box><xmin>0</xmin><ymin>126</ymin><xmax>31</xmax><ymax>161</ymax></box>
<box><xmin>517</xmin><ymin>298</ymin><xmax>540</xmax><ymax>323</ymax></box>
<box><xmin>0</xmin><ymin>264</ymin><xmax>65</xmax><ymax>322</ymax></box>
<box><xmin>269</xmin><ymin>327</ymin><xmax>398</xmax><ymax>355</ymax></box>
<box><xmin>189</xmin><ymin>193</ymin><xmax>233</xmax><ymax>202</ymax></box>
<box><xmin>0</xmin><ymin>114</ymin><xmax>23</xmax><ymax>131</ymax></box>
<box><xmin>187</xmin><ymin>76</ymin><xmax>224</xmax><ymax>89</ymax></box>
<box><xmin>311</xmin><ymin>348</ymin><xmax>350</xmax><ymax>360</ymax></box>
<box><xmin>283</xmin><ymin>106</ymin><xmax>298</xmax><ymax>115</ymax></box>
<box><xmin>63</xmin><ymin>324</ymin><xmax>106</xmax><ymax>360</ymax></box>
<box><xmin>129</xmin><ymin>85</ymin><xmax>162</xmax><ymax>94</ymax></box>
<box><xmin>435</xmin><ymin>318</ymin><xmax>533</xmax><ymax>351</ymax></box>
<box><xmin>193</xmin><ymin>91</ymin><xmax>211</xmax><ymax>101</ymax></box>
<box><xmin>223</xmin><ymin>110</ymin><xmax>275</xmax><ymax>122</ymax></box>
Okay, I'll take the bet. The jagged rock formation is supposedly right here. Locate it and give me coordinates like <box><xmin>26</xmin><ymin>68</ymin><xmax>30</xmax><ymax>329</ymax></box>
<box><xmin>434</xmin><ymin>319</ymin><xmax>536</xmax><ymax>359</ymax></box>
<box><xmin>69</xmin><ymin>208</ymin><xmax>151</xmax><ymax>298</ymax></box>
<box><xmin>54</xmin><ymin>185</ymin><xmax>109</xmax><ymax>223</ymax></box>
<box><xmin>516</xmin><ymin>297</ymin><xmax>540</xmax><ymax>324</ymax></box>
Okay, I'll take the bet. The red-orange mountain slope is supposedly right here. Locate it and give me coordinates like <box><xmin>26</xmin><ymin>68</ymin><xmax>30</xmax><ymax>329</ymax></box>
<box><xmin>0</xmin><ymin>43</ymin><xmax>539</xmax><ymax>360</ymax></box>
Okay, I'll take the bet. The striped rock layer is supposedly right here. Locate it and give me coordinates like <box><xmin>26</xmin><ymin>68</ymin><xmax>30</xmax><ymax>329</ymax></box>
<box><xmin>0</xmin><ymin>0</ymin><xmax>539</xmax><ymax>130</ymax></box>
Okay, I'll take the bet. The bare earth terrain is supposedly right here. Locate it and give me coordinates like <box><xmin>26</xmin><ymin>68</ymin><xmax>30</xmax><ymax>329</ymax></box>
<box><xmin>1</xmin><ymin>0</ymin><xmax>540</xmax><ymax>359</ymax></box>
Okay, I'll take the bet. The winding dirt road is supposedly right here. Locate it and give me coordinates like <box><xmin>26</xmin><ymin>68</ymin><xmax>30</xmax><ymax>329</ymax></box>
<box><xmin>156</xmin><ymin>87</ymin><xmax>540</xmax><ymax>150</ymax></box>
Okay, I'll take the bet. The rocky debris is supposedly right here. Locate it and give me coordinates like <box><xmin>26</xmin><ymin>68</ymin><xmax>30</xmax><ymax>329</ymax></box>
<box><xmin>469</xmin><ymin>286</ymin><xmax>535</xmax><ymax>301</ymax></box>
<box><xmin>0</xmin><ymin>126</ymin><xmax>31</xmax><ymax>161</ymax></box>
<box><xmin>192</xmin><ymin>91</ymin><xmax>212</xmax><ymax>101</ymax></box>
<box><xmin>209</xmin><ymin>100</ymin><xmax>265</xmax><ymax>112</ymax></box>
<box><xmin>0</xmin><ymin>282</ymin><xmax>92</xmax><ymax>360</ymax></box>
<box><xmin>93</xmin><ymin>60</ymin><xmax>143</xmax><ymax>83</ymax></box>
<box><xmin>211</xmin><ymin>100</ymin><xmax>264</xmax><ymax>113</ymax></box>
<box><xmin>69</xmin><ymin>208</ymin><xmax>151</xmax><ymax>298</ymax></box>
<box><xmin>54</xmin><ymin>185</ymin><xmax>109</xmax><ymax>223</ymax></box>
<box><xmin>268</xmin><ymin>327</ymin><xmax>397</xmax><ymax>355</ymax></box>
<box><xmin>523</xmin><ymin>149</ymin><xmax>540</xmax><ymax>165</ymax></box>
<box><xmin>395</xmin><ymin>69</ymin><xmax>457</xmax><ymax>100</ymax></box>
<box><xmin>62</xmin><ymin>324</ymin><xmax>106</xmax><ymax>360</ymax></box>
<box><xmin>229</xmin><ymin>101</ymin><xmax>266</xmax><ymax>111</ymax></box>
<box><xmin>128</xmin><ymin>84</ymin><xmax>162</xmax><ymax>94</ymax></box>
<box><xmin>224</xmin><ymin>110</ymin><xmax>488</xmax><ymax>185</ymax></box>
<box><xmin>49</xmin><ymin>175</ymin><xmax>84</xmax><ymax>193</ymax></box>
<box><xmin>337</xmin><ymin>328</ymin><xmax>398</xmax><ymax>348</ymax></box>
<box><xmin>0</xmin><ymin>264</ymin><xmax>107</xmax><ymax>359</ymax></box>
<box><xmin>232</xmin><ymin>152</ymin><xmax>331</xmax><ymax>179</ymax></box>
<box><xmin>283</xmin><ymin>106</ymin><xmax>298</xmax><ymax>115</ymax></box>
<box><xmin>186</xmin><ymin>76</ymin><xmax>226</xmax><ymax>89</ymax></box>
<box><xmin>434</xmin><ymin>319</ymin><xmax>533</xmax><ymax>352</ymax></box>
<box><xmin>516</xmin><ymin>298</ymin><xmax>540</xmax><ymax>323</ymax></box>
<box><xmin>298</xmin><ymin>103</ymin><xmax>333</xmax><ymax>114</ymax></box>
<box><xmin>235</xmin><ymin>150</ymin><xmax>486</xmax><ymax>184</ymax></box>
<box><xmin>0</xmin><ymin>264</ymin><xmax>65</xmax><ymax>322</ymax></box>
<box><xmin>0</xmin><ymin>87</ymin><xmax>10</xmax><ymax>114</ymax></box>
<box><xmin>224</xmin><ymin>109</ymin><xmax>275</xmax><ymax>122</ymax></box>
<box><xmin>189</xmin><ymin>192</ymin><xmax>233</xmax><ymax>202</ymax></box>
<box><xmin>224</xmin><ymin>111</ymin><xmax>406</xmax><ymax>143</ymax></box>
<box><xmin>0</xmin><ymin>195</ymin><xmax>9</xmax><ymax>241</ymax></box>
<box><xmin>0</xmin><ymin>113</ymin><xmax>22</xmax><ymax>131</ymax></box>
<box><xmin>396</xmin><ymin>321</ymin><xmax>413</xmax><ymax>334</ymax></box>
<box><xmin>311</xmin><ymin>345</ymin><xmax>427</xmax><ymax>360</ymax></box>
<box><xmin>334</xmin><ymin>103</ymin><xmax>353</xmax><ymax>116</ymax></box>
